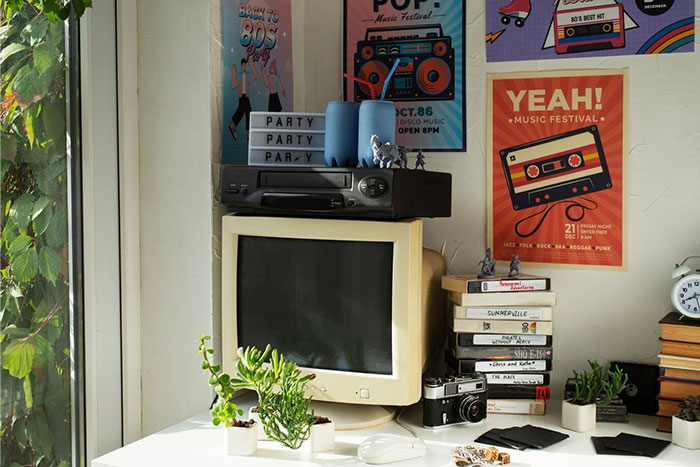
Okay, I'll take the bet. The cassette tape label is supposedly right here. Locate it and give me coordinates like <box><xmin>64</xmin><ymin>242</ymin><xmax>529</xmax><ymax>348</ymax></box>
<box><xmin>554</xmin><ymin>5</ymin><xmax>625</xmax><ymax>54</ymax></box>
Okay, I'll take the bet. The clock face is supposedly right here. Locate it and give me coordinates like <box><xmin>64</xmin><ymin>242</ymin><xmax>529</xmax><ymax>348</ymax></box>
<box><xmin>673</xmin><ymin>274</ymin><xmax>700</xmax><ymax>318</ymax></box>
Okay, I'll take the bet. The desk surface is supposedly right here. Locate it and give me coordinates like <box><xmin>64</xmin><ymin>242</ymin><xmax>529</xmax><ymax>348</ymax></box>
<box><xmin>93</xmin><ymin>393</ymin><xmax>699</xmax><ymax>467</ymax></box>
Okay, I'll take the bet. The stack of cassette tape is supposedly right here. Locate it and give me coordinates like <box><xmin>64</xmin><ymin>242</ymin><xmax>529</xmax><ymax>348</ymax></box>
<box><xmin>442</xmin><ymin>273</ymin><xmax>555</xmax><ymax>415</ymax></box>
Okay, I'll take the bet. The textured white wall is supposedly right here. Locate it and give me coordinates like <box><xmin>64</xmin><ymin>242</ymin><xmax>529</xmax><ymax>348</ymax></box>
<box><xmin>138</xmin><ymin>0</ymin><xmax>214</xmax><ymax>435</ymax></box>
<box><xmin>297</xmin><ymin>1</ymin><xmax>700</xmax><ymax>390</ymax></box>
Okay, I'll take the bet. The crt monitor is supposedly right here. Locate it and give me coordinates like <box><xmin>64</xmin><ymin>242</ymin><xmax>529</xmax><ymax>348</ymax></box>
<box><xmin>221</xmin><ymin>214</ymin><xmax>446</xmax><ymax>426</ymax></box>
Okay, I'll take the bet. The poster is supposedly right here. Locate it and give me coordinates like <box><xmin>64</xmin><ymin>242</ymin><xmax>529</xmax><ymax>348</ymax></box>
<box><xmin>222</xmin><ymin>0</ymin><xmax>293</xmax><ymax>165</ymax></box>
<box><xmin>487</xmin><ymin>70</ymin><xmax>628</xmax><ymax>269</ymax></box>
<box><xmin>486</xmin><ymin>0</ymin><xmax>695</xmax><ymax>62</ymax></box>
<box><xmin>343</xmin><ymin>0</ymin><xmax>465</xmax><ymax>151</ymax></box>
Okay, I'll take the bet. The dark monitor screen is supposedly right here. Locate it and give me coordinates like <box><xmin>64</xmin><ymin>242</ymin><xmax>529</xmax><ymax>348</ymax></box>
<box><xmin>236</xmin><ymin>235</ymin><xmax>393</xmax><ymax>374</ymax></box>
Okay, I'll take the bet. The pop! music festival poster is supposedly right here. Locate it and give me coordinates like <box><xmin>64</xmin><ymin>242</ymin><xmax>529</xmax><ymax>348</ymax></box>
<box><xmin>487</xmin><ymin>70</ymin><xmax>628</xmax><ymax>269</ymax></box>
<box><xmin>222</xmin><ymin>0</ymin><xmax>293</xmax><ymax>165</ymax></box>
<box><xmin>486</xmin><ymin>0</ymin><xmax>695</xmax><ymax>62</ymax></box>
<box><xmin>343</xmin><ymin>0</ymin><xmax>466</xmax><ymax>151</ymax></box>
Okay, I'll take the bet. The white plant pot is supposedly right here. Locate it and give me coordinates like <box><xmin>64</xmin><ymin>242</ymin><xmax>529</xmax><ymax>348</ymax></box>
<box><xmin>248</xmin><ymin>407</ymin><xmax>269</xmax><ymax>440</ymax></box>
<box><xmin>672</xmin><ymin>416</ymin><xmax>700</xmax><ymax>450</ymax></box>
<box><xmin>308</xmin><ymin>420</ymin><xmax>335</xmax><ymax>453</ymax></box>
<box><xmin>561</xmin><ymin>400</ymin><xmax>596</xmax><ymax>432</ymax></box>
<box><xmin>224</xmin><ymin>424</ymin><xmax>257</xmax><ymax>456</ymax></box>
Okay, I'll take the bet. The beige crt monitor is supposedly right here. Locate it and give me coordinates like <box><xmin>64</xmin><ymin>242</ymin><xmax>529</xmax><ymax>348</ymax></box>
<box><xmin>221</xmin><ymin>214</ymin><xmax>446</xmax><ymax>428</ymax></box>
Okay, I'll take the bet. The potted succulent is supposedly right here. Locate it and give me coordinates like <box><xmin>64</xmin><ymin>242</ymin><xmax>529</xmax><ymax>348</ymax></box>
<box><xmin>234</xmin><ymin>345</ymin><xmax>320</xmax><ymax>450</ymax></box>
<box><xmin>197</xmin><ymin>335</ymin><xmax>257</xmax><ymax>456</ymax></box>
<box><xmin>562</xmin><ymin>360</ymin><xmax>628</xmax><ymax>432</ymax></box>
<box><xmin>672</xmin><ymin>395</ymin><xmax>700</xmax><ymax>449</ymax></box>
<box><xmin>308</xmin><ymin>415</ymin><xmax>335</xmax><ymax>453</ymax></box>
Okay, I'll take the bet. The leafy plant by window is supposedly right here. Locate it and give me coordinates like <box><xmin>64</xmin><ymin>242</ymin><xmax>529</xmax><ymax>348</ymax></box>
<box><xmin>1</xmin><ymin>2</ymin><xmax>90</xmax><ymax>466</ymax></box>
<box><xmin>570</xmin><ymin>360</ymin><xmax>629</xmax><ymax>406</ymax></box>
<box><xmin>677</xmin><ymin>395</ymin><xmax>700</xmax><ymax>422</ymax></box>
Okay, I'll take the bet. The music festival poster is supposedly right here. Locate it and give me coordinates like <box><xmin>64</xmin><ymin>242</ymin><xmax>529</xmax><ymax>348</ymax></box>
<box><xmin>486</xmin><ymin>0</ymin><xmax>695</xmax><ymax>62</ymax></box>
<box><xmin>343</xmin><ymin>0</ymin><xmax>466</xmax><ymax>151</ymax></box>
<box><xmin>222</xmin><ymin>0</ymin><xmax>293</xmax><ymax>165</ymax></box>
<box><xmin>487</xmin><ymin>70</ymin><xmax>628</xmax><ymax>269</ymax></box>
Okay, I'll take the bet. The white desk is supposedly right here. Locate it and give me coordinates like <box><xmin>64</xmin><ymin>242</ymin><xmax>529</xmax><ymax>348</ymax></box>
<box><xmin>93</xmin><ymin>392</ymin><xmax>699</xmax><ymax>467</ymax></box>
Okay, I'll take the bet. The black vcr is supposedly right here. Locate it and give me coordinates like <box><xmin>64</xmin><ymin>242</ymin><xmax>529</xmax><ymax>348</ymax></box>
<box><xmin>221</xmin><ymin>167</ymin><xmax>451</xmax><ymax>219</ymax></box>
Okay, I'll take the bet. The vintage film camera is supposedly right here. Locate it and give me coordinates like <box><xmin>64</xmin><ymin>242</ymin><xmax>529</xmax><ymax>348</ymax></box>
<box><xmin>423</xmin><ymin>373</ymin><xmax>488</xmax><ymax>428</ymax></box>
<box><xmin>353</xmin><ymin>24</ymin><xmax>455</xmax><ymax>102</ymax></box>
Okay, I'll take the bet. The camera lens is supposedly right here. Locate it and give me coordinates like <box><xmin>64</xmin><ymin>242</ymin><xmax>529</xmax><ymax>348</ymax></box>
<box><xmin>457</xmin><ymin>395</ymin><xmax>487</xmax><ymax>423</ymax></box>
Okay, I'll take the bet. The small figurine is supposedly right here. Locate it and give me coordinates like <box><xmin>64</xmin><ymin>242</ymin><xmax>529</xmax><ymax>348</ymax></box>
<box><xmin>478</xmin><ymin>248</ymin><xmax>497</xmax><ymax>279</ymax></box>
<box><xmin>508</xmin><ymin>254</ymin><xmax>520</xmax><ymax>278</ymax></box>
<box><xmin>370</xmin><ymin>135</ymin><xmax>409</xmax><ymax>169</ymax></box>
<box><xmin>415</xmin><ymin>150</ymin><xmax>426</xmax><ymax>170</ymax></box>
<box><xmin>396</xmin><ymin>146</ymin><xmax>409</xmax><ymax>169</ymax></box>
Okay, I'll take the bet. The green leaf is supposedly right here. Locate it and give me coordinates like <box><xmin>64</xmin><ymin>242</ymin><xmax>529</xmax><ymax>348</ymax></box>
<box><xmin>32</xmin><ymin>196</ymin><xmax>52</xmax><ymax>220</ymax></box>
<box><xmin>33</xmin><ymin>203</ymin><xmax>53</xmax><ymax>236</ymax></box>
<box><xmin>12</xmin><ymin>65</ymin><xmax>48</xmax><ymax>105</ymax></box>
<box><xmin>33</xmin><ymin>42</ymin><xmax>53</xmax><ymax>75</ymax></box>
<box><xmin>7</xmin><ymin>234</ymin><xmax>33</xmax><ymax>255</ymax></box>
<box><xmin>2</xmin><ymin>336</ymin><xmax>36</xmax><ymax>378</ymax></box>
<box><xmin>42</xmin><ymin>102</ymin><xmax>65</xmax><ymax>138</ymax></box>
<box><xmin>44</xmin><ymin>204</ymin><xmax>67</xmax><ymax>247</ymax></box>
<box><xmin>0</xmin><ymin>43</ymin><xmax>28</xmax><ymax>64</ymax></box>
<box><xmin>21</xmin><ymin>18</ymin><xmax>49</xmax><ymax>46</ymax></box>
<box><xmin>37</xmin><ymin>159</ymin><xmax>64</xmax><ymax>196</ymax></box>
<box><xmin>24</xmin><ymin>111</ymin><xmax>35</xmax><ymax>147</ymax></box>
<box><xmin>9</xmin><ymin>193</ymin><xmax>35</xmax><ymax>233</ymax></box>
<box><xmin>12</xmin><ymin>247</ymin><xmax>39</xmax><ymax>282</ymax></box>
<box><xmin>1</xmin><ymin>158</ymin><xmax>11</xmax><ymax>182</ymax></box>
<box><xmin>73</xmin><ymin>0</ymin><xmax>87</xmax><ymax>17</ymax></box>
<box><xmin>26</xmin><ymin>408</ymin><xmax>53</xmax><ymax>457</ymax></box>
<box><xmin>23</xmin><ymin>375</ymin><xmax>33</xmax><ymax>408</ymax></box>
<box><xmin>1</xmin><ymin>218</ymin><xmax>20</xmax><ymax>248</ymax></box>
<box><xmin>38</xmin><ymin>246</ymin><xmax>61</xmax><ymax>284</ymax></box>
<box><xmin>0</xmin><ymin>324</ymin><xmax>30</xmax><ymax>340</ymax></box>
<box><xmin>12</xmin><ymin>416</ymin><xmax>28</xmax><ymax>451</ymax></box>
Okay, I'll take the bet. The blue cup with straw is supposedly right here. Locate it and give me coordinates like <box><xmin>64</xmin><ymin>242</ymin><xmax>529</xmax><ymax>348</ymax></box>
<box><xmin>324</xmin><ymin>101</ymin><xmax>359</xmax><ymax>167</ymax></box>
<box><xmin>355</xmin><ymin>59</ymin><xmax>401</xmax><ymax>167</ymax></box>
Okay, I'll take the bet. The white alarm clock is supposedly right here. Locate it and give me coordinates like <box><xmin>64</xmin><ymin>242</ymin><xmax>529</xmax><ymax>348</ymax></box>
<box><xmin>671</xmin><ymin>256</ymin><xmax>700</xmax><ymax>319</ymax></box>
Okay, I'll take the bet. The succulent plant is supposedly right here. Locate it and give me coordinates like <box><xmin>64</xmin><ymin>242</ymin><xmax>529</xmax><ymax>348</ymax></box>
<box><xmin>678</xmin><ymin>395</ymin><xmax>700</xmax><ymax>422</ymax></box>
<box><xmin>571</xmin><ymin>360</ymin><xmax>628</xmax><ymax>406</ymax></box>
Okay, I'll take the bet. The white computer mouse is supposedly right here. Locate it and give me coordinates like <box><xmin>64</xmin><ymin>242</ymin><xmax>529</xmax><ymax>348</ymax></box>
<box><xmin>357</xmin><ymin>433</ymin><xmax>426</xmax><ymax>465</ymax></box>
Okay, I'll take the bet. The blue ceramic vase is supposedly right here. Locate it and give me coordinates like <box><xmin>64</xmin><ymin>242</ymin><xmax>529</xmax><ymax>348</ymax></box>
<box><xmin>324</xmin><ymin>101</ymin><xmax>359</xmax><ymax>167</ymax></box>
<box><xmin>357</xmin><ymin>100</ymin><xmax>396</xmax><ymax>168</ymax></box>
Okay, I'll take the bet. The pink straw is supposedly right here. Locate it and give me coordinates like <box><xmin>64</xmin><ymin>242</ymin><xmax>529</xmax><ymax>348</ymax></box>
<box><xmin>344</xmin><ymin>73</ymin><xmax>375</xmax><ymax>100</ymax></box>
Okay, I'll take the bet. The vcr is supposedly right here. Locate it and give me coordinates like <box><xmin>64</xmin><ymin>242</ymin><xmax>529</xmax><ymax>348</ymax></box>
<box><xmin>221</xmin><ymin>167</ymin><xmax>451</xmax><ymax>219</ymax></box>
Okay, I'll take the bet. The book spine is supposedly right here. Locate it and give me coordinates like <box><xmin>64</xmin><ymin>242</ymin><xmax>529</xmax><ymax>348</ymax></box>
<box><xmin>452</xmin><ymin>319</ymin><xmax>553</xmax><ymax>335</ymax></box>
<box><xmin>487</xmin><ymin>385</ymin><xmax>550</xmax><ymax>400</ymax></box>
<box><xmin>450</xmin><ymin>291</ymin><xmax>556</xmax><ymax>307</ymax></box>
<box><xmin>486</xmin><ymin>399</ymin><xmax>546</xmax><ymax>415</ymax></box>
<box><xmin>486</xmin><ymin>373</ymin><xmax>550</xmax><ymax>385</ymax></box>
<box><xmin>458</xmin><ymin>333</ymin><xmax>552</xmax><ymax>346</ymax></box>
<box><xmin>454</xmin><ymin>306</ymin><xmax>552</xmax><ymax>321</ymax></box>
<box><xmin>468</xmin><ymin>278</ymin><xmax>551</xmax><ymax>293</ymax></box>
<box><xmin>452</xmin><ymin>345</ymin><xmax>553</xmax><ymax>360</ymax></box>
<box><xmin>446</xmin><ymin>351</ymin><xmax>551</xmax><ymax>373</ymax></box>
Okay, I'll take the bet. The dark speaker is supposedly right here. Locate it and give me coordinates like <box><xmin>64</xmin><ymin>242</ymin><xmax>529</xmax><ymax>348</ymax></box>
<box><xmin>610</xmin><ymin>361</ymin><xmax>659</xmax><ymax>415</ymax></box>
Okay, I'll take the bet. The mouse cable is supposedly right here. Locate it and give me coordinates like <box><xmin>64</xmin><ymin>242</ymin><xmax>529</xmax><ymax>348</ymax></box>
<box><xmin>514</xmin><ymin>196</ymin><xmax>598</xmax><ymax>238</ymax></box>
<box><xmin>394</xmin><ymin>406</ymin><xmax>419</xmax><ymax>439</ymax></box>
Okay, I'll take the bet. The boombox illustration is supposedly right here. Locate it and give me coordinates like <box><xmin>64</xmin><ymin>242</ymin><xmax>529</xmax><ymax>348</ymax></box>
<box><xmin>353</xmin><ymin>24</ymin><xmax>455</xmax><ymax>101</ymax></box>
<box><xmin>554</xmin><ymin>4</ymin><xmax>625</xmax><ymax>55</ymax></box>
<box><xmin>500</xmin><ymin>126</ymin><xmax>612</xmax><ymax>211</ymax></box>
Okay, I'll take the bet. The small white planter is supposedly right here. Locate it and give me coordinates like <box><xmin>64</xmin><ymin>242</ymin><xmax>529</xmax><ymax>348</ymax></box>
<box><xmin>224</xmin><ymin>423</ymin><xmax>257</xmax><ymax>456</ymax></box>
<box><xmin>561</xmin><ymin>400</ymin><xmax>596</xmax><ymax>432</ymax></box>
<box><xmin>248</xmin><ymin>407</ymin><xmax>269</xmax><ymax>440</ymax></box>
<box><xmin>308</xmin><ymin>420</ymin><xmax>335</xmax><ymax>453</ymax></box>
<box><xmin>672</xmin><ymin>416</ymin><xmax>700</xmax><ymax>450</ymax></box>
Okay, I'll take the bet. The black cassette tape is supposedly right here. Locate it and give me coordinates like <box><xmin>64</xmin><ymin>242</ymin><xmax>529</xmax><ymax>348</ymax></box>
<box><xmin>500</xmin><ymin>126</ymin><xmax>612</xmax><ymax>210</ymax></box>
<box><xmin>353</xmin><ymin>24</ymin><xmax>455</xmax><ymax>102</ymax></box>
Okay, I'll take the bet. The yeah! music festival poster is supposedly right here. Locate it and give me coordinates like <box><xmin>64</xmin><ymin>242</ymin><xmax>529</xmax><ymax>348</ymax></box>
<box><xmin>343</xmin><ymin>0</ymin><xmax>466</xmax><ymax>151</ymax></box>
<box><xmin>487</xmin><ymin>70</ymin><xmax>628</xmax><ymax>270</ymax></box>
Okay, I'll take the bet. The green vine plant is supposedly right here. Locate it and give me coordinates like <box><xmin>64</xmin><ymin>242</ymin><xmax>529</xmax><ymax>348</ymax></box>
<box><xmin>196</xmin><ymin>336</ymin><xmax>254</xmax><ymax>428</ymax></box>
<box><xmin>677</xmin><ymin>395</ymin><xmax>700</xmax><ymax>422</ymax></box>
<box><xmin>571</xmin><ymin>360</ymin><xmax>629</xmax><ymax>407</ymax></box>
<box><xmin>233</xmin><ymin>345</ymin><xmax>317</xmax><ymax>450</ymax></box>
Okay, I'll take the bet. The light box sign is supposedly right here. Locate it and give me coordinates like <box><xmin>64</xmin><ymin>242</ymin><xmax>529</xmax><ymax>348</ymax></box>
<box><xmin>247</xmin><ymin>112</ymin><xmax>326</xmax><ymax>166</ymax></box>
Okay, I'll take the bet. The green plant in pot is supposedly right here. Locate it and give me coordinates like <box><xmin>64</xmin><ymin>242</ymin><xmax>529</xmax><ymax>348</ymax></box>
<box><xmin>234</xmin><ymin>345</ymin><xmax>318</xmax><ymax>450</ymax></box>
<box><xmin>561</xmin><ymin>360</ymin><xmax>628</xmax><ymax>432</ymax></box>
<box><xmin>672</xmin><ymin>395</ymin><xmax>700</xmax><ymax>449</ymax></box>
<box><xmin>196</xmin><ymin>335</ymin><xmax>257</xmax><ymax>456</ymax></box>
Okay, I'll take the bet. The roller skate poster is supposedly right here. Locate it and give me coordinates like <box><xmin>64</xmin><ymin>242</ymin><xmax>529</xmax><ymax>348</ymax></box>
<box><xmin>222</xmin><ymin>0</ymin><xmax>293</xmax><ymax>165</ymax></box>
<box><xmin>343</xmin><ymin>0</ymin><xmax>466</xmax><ymax>151</ymax></box>
<box><xmin>487</xmin><ymin>70</ymin><xmax>628</xmax><ymax>270</ymax></box>
<box><xmin>486</xmin><ymin>0</ymin><xmax>695</xmax><ymax>62</ymax></box>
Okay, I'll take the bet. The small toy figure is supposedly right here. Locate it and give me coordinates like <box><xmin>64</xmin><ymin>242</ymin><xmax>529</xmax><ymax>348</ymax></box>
<box><xmin>478</xmin><ymin>248</ymin><xmax>497</xmax><ymax>279</ymax></box>
<box><xmin>415</xmin><ymin>150</ymin><xmax>426</xmax><ymax>170</ymax></box>
<box><xmin>509</xmin><ymin>254</ymin><xmax>520</xmax><ymax>278</ymax></box>
<box><xmin>370</xmin><ymin>135</ymin><xmax>409</xmax><ymax>169</ymax></box>
<box><xmin>396</xmin><ymin>146</ymin><xmax>408</xmax><ymax>169</ymax></box>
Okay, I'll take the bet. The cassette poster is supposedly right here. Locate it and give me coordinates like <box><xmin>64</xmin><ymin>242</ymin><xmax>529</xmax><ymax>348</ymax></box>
<box><xmin>222</xmin><ymin>0</ymin><xmax>293</xmax><ymax>165</ymax></box>
<box><xmin>486</xmin><ymin>0</ymin><xmax>695</xmax><ymax>62</ymax></box>
<box><xmin>487</xmin><ymin>70</ymin><xmax>628</xmax><ymax>269</ymax></box>
<box><xmin>343</xmin><ymin>0</ymin><xmax>466</xmax><ymax>151</ymax></box>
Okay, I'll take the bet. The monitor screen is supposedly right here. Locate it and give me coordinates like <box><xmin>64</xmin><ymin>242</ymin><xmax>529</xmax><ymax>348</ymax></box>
<box><xmin>236</xmin><ymin>236</ymin><xmax>393</xmax><ymax>375</ymax></box>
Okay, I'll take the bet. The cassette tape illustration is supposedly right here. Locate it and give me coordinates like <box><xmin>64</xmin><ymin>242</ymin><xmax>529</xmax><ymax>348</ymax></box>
<box><xmin>353</xmin><ymin>24</ymin><xmax>454</xmax><ymax>101</ymax></box>
<box><xmin>500</xmin><ymin>126</ymin><xmax>612</xmax><ymax>211</ymax></box>
<box><xmin>554</xmin><ymin>4</ymin><xmax>625</xmax><ymax>55</ymax></box>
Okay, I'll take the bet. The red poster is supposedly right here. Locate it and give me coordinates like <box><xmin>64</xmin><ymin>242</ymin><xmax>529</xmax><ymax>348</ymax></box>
<box><xmin>487</xmin><ymin>70</ymin><xmax>628</xmax><ymax>269</ymax></box>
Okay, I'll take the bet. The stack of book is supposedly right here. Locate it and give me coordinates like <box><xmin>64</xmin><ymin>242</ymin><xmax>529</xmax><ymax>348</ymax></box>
<box><xmin>656</xmin><ymin>311</ymin><xmax>700</xmax><ymax>432</ymax></box>
<box><xmin>442</xmin><ymin>274</ymin><xmax>555</xmax><ymax>415</ymax></box>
